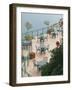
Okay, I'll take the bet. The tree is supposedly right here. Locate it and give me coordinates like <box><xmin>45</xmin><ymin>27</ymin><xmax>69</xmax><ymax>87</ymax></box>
<box><xmin>41</xmin><ymin>41</ymin><xmax>63</xmax><ymax>76</ymax></box>
<box><xmin>44</xmin><ymin>21</ymin><xmax>49</xmax><ymax>30</ymax></box>
<box><xmin>25</xmin><ymin>22</ymin><xmax>32</xmax><ymax>30</ymax></box>
<box><xmin>44</xmin><ymin>21</ymin><xmax>51</xmax><ymax>35</ymax></box>
<box><xmin>44</xmin><ymin>21</ymin><xmax>49</xmax><ymax>26</ymax></box>
<box><xmin>24</xmin><ymin>22</ymin><xmax>33</xmax><ymax>41</ymax></box>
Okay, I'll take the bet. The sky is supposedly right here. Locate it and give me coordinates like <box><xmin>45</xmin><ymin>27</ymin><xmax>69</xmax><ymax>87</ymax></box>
<box><xmin>21</xmin><ymin>12</ymin><xmax>63</xmax><ymax>34</ymax></box>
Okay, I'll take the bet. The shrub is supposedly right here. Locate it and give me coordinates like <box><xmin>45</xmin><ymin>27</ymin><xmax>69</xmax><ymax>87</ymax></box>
<box><xmin>24</xmin><ymin>35</ymin><xmax>33</xmax><ymax>41</ymax></box>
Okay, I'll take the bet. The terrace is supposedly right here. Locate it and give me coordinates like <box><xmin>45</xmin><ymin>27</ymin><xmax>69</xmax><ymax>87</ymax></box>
<box><xmin>21</xmin><ymin>19</ymin><xmax>63</xmax><ymax>77</ymax></box>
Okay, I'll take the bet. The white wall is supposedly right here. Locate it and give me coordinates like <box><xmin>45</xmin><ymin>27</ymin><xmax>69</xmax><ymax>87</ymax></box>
<box><xmin>0</xmin><ymin>0</ymin><xmax>72</xmax><ymax>90</ymax></box>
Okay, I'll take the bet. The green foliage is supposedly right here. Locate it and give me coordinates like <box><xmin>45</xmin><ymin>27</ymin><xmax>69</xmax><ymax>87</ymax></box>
<box><xmin>41</xmin><ymin>43</ymin><xmax>63</xmax><ymax>76</ymax></box>
<box><xmin>41</xmin><ymin>63</ymin><xmax>54</xmax><ymax>76</ymax></box>
<box><xmin>24</xmin><ymin>35</ymin><xmax>33</xmax><ymax>41</ymax></box>
<box><xmin>51</xmin><ymin>65</ymin><xmax>63</xmax><ymax>75</ymax></box>
<box><xmin>50</xmin><ymin>46</ymin><xmax>63</xmax><ymax>66</ymax></box>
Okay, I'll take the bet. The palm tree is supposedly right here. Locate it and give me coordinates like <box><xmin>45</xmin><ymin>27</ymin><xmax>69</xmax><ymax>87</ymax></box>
<box><xmin>25</xmin><ymin>22</ymin><xmax>33</xmax><ymax>41</ymax></box>
<box><xmin>44</xmin><ymin>21</ymin><xmax>50</xmax><ymax>37</ymax></box>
